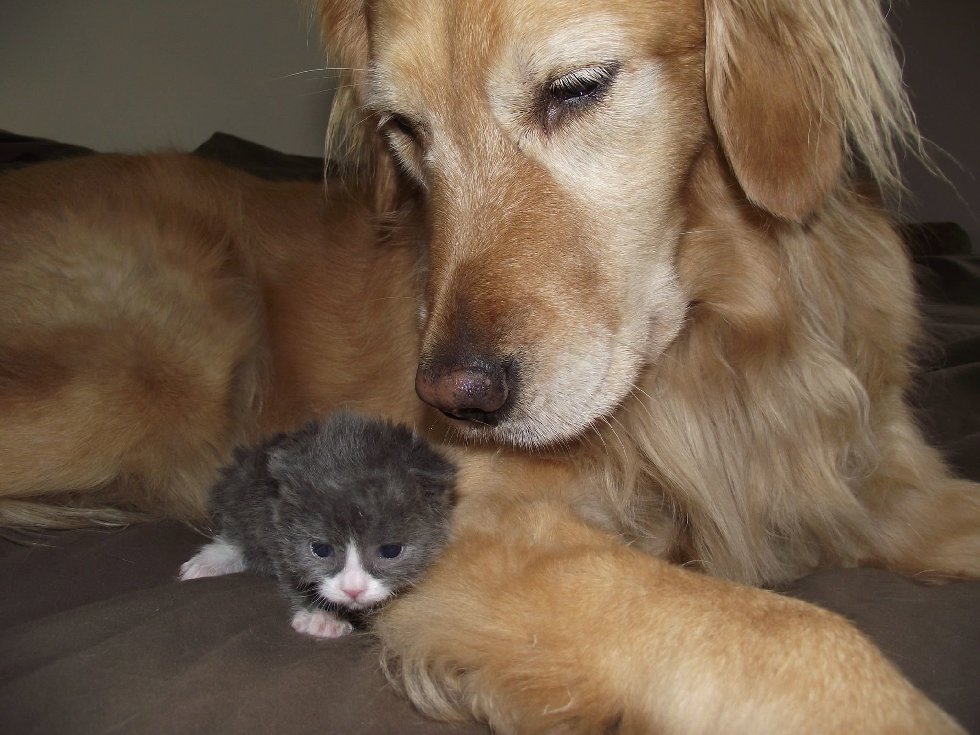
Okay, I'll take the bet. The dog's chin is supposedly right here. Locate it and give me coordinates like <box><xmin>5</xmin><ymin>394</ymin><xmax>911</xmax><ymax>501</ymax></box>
<box><xmin>443</xmin><ymin>413</ymin><xmax>591</xmax><ymax>450</ymax></box>
<box><xmin>442</xmin><ymin>414</ymin><xmax>578</xmax><ymax>450</ymax></box>
<box><xmin>442</xmin><ymin>369</ymin><xmax>637</xmax><ymax>450</ymax></box>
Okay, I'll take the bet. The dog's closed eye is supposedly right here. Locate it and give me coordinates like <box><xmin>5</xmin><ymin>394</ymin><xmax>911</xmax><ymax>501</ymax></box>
<box><xmin>380</xmin><ymin>113</ymin><xmax>424</xmax><ymax>148</ymax></box>
<box><xmin>542</xmin><ymin>63</ymin><xmax>620</xmax><ymax>131</ymax></box>
<box><xmin>378</xmin><ymin>112</ymin><xmax>427</xmax><ymax>179</ymax></box>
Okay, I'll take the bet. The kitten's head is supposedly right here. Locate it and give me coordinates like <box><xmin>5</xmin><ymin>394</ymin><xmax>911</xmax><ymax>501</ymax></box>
<box><xmin>266</xmin><ymin>412</ymin><xmax>457</xmax><ymax>610</ymax></box>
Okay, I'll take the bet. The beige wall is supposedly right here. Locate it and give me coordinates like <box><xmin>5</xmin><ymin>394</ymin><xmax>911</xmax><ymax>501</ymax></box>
<box><xmin>0</xmin><ymin>0</ymin><xmax>331</xmax><ymax>156</ymax></box>
<box><xmin>1</xmin><ymin>1</ymin><xmax>976</xmax><ymax>245</ymax></box>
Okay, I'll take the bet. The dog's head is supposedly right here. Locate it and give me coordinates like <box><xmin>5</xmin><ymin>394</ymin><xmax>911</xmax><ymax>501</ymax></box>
<box><xmin>318</xmin><ymin>0</ymin><xmax>915</xmax><ymax>448</ymax></box>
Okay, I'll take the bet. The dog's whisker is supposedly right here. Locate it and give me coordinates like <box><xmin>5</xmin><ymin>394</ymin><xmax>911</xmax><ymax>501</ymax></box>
<box><xmin>293</xmin><ymin>87</ymin><xmax>356</xmax><ymax>98</ymax></box>
<box><xmin>603</xmin><ymin>413</ymin><xmax>631</xmax><ymax>458</ymax></box>
<box><xmin>589</xmin><ymin>420</ymin><xmax>609</xmax><ymax>454</ymax></box>
<box><xmin>278</xmin><ymin>66</ymin><xmax>367</xmax><ymax>79</ymax></box>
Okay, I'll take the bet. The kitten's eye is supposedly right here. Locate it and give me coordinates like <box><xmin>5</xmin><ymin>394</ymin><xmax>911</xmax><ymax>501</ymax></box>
<box><xmin>310</xmin><ymin>542</ymin><xmax>334</xmax><ymax>559</ymax></box>
<box><xmin>378</xmin><ymin>544</ymin><xmax>403</xmax><ymax>560</ymax></box>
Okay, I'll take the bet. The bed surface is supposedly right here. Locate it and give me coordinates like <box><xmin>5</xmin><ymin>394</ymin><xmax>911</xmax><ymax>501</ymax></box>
<box><xmin>1</xmin><ymin>131</ymin><xmax>978</xmax><ymax>734</ymax></box>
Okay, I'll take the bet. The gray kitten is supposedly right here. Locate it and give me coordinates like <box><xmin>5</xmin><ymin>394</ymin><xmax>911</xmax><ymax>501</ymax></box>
<box><xmin>179</xmin><ymin>411</ymin><xmax>457</xmax><ymax>638</ymax></box>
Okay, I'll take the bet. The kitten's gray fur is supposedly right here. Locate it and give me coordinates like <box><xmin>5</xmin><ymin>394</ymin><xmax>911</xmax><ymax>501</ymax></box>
<box><xmin>184</xmin><ymin>411</ymin><xmax>457</xmax><ymax>632</ymax></box>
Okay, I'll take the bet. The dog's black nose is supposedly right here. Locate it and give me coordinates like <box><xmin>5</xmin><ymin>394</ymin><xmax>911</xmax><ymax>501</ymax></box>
<box><xmin>415</xmin><ymin>358</ymin><xmax>510</xmax><ymax>425</ymax></box>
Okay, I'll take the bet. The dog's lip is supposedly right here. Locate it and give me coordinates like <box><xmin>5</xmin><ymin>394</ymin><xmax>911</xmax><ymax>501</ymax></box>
<box><xmin>439</xmin><ymin>408</ymin><xmax>502</xmax><ymax>427</ymax></box>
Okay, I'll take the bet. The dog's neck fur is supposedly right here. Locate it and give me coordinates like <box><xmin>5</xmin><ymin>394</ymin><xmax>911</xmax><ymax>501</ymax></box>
<box><xmin>571</xmin><ymin>145</ymin><xmax>932</xmax><ymax>586</ymax></box>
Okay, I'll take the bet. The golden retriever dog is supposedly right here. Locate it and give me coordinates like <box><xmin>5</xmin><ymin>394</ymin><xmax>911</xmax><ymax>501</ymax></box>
<box><xmin>0</xmin><ymin>0</ymin><xmax>977</xmax><ymax>731</ymax></box>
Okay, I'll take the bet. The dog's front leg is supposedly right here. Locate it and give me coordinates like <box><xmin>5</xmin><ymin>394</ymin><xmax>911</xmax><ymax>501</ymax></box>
<box><xmin>376</xmin><ymin>497</ymin><xmax>963</xmax><ymax>735</ymax></box>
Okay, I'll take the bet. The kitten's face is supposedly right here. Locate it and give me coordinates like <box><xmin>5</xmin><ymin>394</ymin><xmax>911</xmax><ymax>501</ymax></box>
<box><xmin>267</xmin><ymin>413</ymin><xmax>458</xmax><ymax>610</ymax></box>
<box><xmin>276</xmin><ymin>470</ymin><xmax>453</xmax><ymax>611</ymax></box>
<box><xmin>302</xmin><ymin>538</ymin><xmax>420</xmax><ymax>609</ymax></box>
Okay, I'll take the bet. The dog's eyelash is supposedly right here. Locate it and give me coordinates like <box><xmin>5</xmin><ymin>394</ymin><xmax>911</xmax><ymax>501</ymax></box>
<box><xmin>377</xmin><ymin>112</ymin><xmax>429</xmax><ymax>185</ymax></box>
<box><xmin>541</xmin><ymin>64</ymin><xmax>620</xmax><ymax>130</ymax></box>
<box><xmin>379</xmin><ymin>113</ymin><xmax>424</xmax><ymax>148</ymax></box>
<box><xmin>548</xmin><ymin>65</ymin><xmax>616</xmax><ymax>103</ymax></box>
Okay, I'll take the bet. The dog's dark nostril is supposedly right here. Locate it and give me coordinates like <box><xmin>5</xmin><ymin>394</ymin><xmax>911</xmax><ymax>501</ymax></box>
<box><xmin>415</xmin><ymin>360</ymin><xmax>510</xmax><ymax>424</ymax></box>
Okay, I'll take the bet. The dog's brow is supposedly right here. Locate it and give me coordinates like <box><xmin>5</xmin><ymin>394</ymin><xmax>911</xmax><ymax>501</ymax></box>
<box><xmin>517</xmin><ymin>17</ymin><xmax>628</xmax><ymax>77</ymax></box>
<box><xmin>363</xmin><ymin>63</ymin><xmax>431</xmax><ymax>119</ymax></box>
<box><xmin>363</xmin><ymin>67</ymin><xmax>395</xmax><ymax>113</ymax></box>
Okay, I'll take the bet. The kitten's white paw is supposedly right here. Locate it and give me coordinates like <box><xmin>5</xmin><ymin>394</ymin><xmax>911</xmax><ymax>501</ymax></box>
<box><xmin>291</xmin><ymin>609</ymin><xmax>353</xmax><ymax>639</ymax></box>
<box><xmin>179</xmin><ymin>539</ymin><xmax>246</xmax><ymax>580</ymax></box>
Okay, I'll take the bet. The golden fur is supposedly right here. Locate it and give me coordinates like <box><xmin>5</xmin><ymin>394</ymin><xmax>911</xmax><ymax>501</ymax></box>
<box><xmin>0</xmin><ymin>0</ymin><xmax>977</xmax><ymax>731</ymax></box>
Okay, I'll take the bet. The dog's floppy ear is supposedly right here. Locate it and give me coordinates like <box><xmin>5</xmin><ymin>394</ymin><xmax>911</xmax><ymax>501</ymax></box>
<box><xmin>704</xmin><ymin>0</ymin><xmax>843</xmax><ymax>222</ymax></box>
<box><xmin>317</xmin><ymin>0</ymin><xmax>400</xmax><ymax>211</ymax></box>
<box><xmin>704</xmin><ymin>0</ymin><xmax>922</xmax><ymax>223</ymax></box>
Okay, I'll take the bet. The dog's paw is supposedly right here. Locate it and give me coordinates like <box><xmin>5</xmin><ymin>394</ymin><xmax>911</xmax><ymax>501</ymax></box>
<box><xmin>291</xmin><ymin>609</ymin><xmax>353</xmax><ymax>639</ymax></box>
<box><xmin>178</xmin><ymin>539</ymin><xmax>245</xmax><ymax>580</ymax></box>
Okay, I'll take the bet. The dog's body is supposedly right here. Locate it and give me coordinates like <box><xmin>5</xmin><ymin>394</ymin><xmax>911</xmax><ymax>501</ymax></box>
<box><xmin>1</xmin><ymin>0</ymin><xmax>978</xmax><ymax>731</ymax></box>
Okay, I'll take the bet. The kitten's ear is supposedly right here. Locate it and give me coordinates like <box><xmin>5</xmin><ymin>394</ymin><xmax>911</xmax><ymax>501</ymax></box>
<box><xmin>264</xmin><ymin>435</ymin><xmax>305</xmax><ymax>496</ymax></box>
<box><xmin>264</xmin><ymin>421</ymin><xmax>323</xmax><ymax>491</ymax></box>
<box><xmin>265</xmin><ymin>447</ymin><xmax>289</xmax><ymax>487</ymax></box>
<box><xmin>408</xmin><ymin>438</ymin><xmax>458</xmax><ymax>502</ymax></box>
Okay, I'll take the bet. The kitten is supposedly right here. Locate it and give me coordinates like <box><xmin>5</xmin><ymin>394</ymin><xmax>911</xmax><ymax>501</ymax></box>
<box><xmin>179</xmin><ymin>411</ymin><xmax>457</xmax><ymax>638</ymax></box>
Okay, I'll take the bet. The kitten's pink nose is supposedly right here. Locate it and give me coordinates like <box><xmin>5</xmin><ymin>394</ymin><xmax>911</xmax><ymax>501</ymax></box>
<box><xmin>342</xmin><ymin>586</ymin><xmax>366</xmax><ymax>601</ymax></box>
